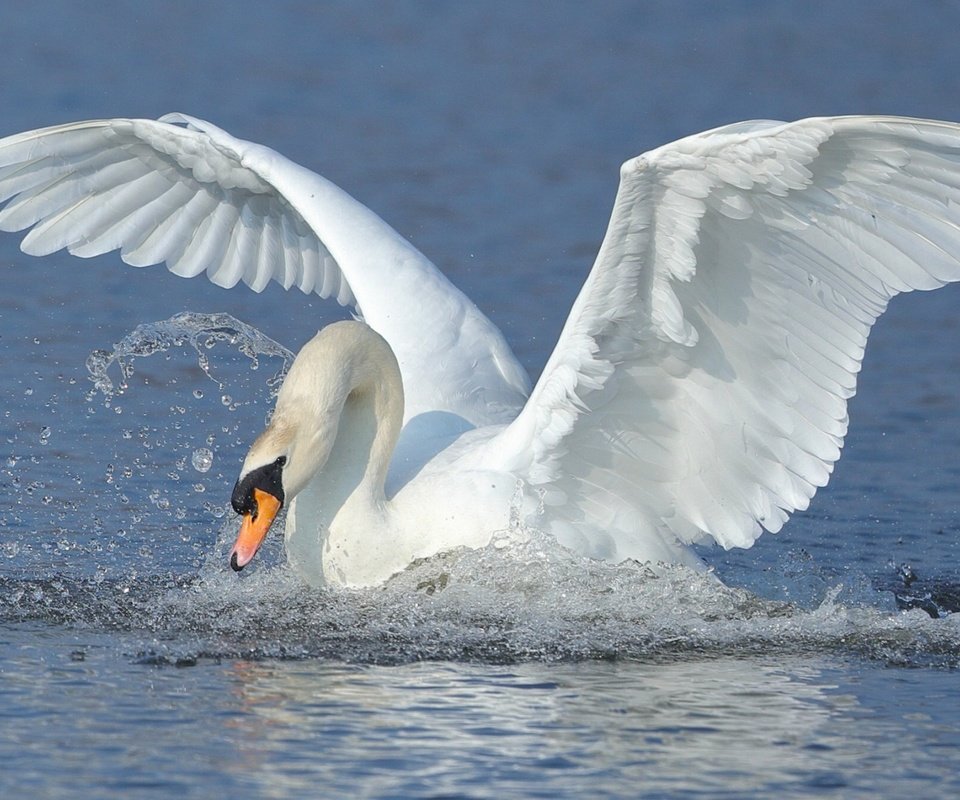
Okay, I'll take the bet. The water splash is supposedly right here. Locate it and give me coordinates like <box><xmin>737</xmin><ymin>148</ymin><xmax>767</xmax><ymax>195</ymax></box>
<box><xmin>85</xmin><ymin>311</ymin><xmax>294</xmax><ymax>400</ymax></box>
<box><xmin>2</xmin><ymin>525</ymin><xmax>958</xmax><ymax>668</ymax></box>
<box><xmin>0</xmin><ymin>311</ymin><xmax>302</xmax><ymax>580</ymax></box>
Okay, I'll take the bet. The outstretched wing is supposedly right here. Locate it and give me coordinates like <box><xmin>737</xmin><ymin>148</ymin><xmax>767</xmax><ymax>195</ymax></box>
<box><xmin>481</xmin><ymin>116</ymin><xmax>960</xmax><ymax>563</ymax></box>
<box><xmin>0</xmin><ymin>114</ymin><xmax>529</xmax><ymax>424</ymax></box>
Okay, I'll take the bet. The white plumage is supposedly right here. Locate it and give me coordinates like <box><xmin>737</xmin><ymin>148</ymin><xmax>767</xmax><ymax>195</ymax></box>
<box><xmin>2</xmin><ymin>113</ymin><xmax>960</xmax><ymax>585</ymax></box>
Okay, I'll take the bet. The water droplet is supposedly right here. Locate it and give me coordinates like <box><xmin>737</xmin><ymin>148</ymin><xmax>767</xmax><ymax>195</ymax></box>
<box><xmin>193</xmin><ymin>389</ymin><xmax>204</xmax><ymax>400</ymax></box>
<box><xmin>203</xmin><ymin>501</ymin><xmax>226</xmax><ymax>519</ymax></box>
<box><xmin>39</xmin><ymin>426</ymin><xmax>51</xmax><ymax>445</ymax></box>
<box><xmin>192</xmin><ymin>447</ymin><xmax>213</xmax><ymax>473</ymax></box>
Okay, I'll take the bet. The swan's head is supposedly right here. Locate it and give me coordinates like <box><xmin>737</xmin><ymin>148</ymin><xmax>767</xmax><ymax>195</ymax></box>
<box><xmin>229</xmin><ymin>451</ymin><xmax>287</xmax><ymax>571</ymax></box>
<box><xmin>226</xmin><ymin>346</ymin><xmax>334</xmax><ymax>571</ymax></box>
<box><xmin>226</xmin><ymin>320</ymin><xmax>404</xmax><ymax>572</ymax></box>
<box><xmin>228</xmin><ymin>407</ymin><xmax>334</xmax><ymax>571</ymax></box>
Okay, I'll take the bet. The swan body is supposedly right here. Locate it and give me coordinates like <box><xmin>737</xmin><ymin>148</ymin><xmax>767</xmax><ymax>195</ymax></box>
<box><xmin>242</xmin><ymin>320</ymin><xmax>516</xmax><ymax>586</ymax></box>
<box><xmin>4</xmin><ymin>113</ymin><xmax>960</xmax><ymax>586</ymax></box>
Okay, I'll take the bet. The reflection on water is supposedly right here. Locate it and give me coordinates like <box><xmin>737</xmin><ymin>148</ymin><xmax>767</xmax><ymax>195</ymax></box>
<box><xmin>5</xmin><ymin>627</ymin><xmax>957</xmax><ymax>799</ymax></box>
<box><xmin>225</xmin><ymin>657</ymin><xmax>849</xmax><ymax>798</ymax></box>
<box><xmin>225</xmin><ymin>655</ymin><xmax>960</xmax><ymax>797</ymax></box>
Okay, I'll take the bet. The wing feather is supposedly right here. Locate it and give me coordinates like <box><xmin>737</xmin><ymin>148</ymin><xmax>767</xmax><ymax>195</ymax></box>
<box><xmin>208</xmin><ymin>200</ymin><xmax>256</xmax><ymax>289</ymax></box>
<box><xmin>69</xmin><ymin>172</ymin><xmax>185</xmax><ymax>258</ymax></box>
<box><xmin>481</xmin><ymin>116</ymin><xmax>960</xmax><ymax>563</ymax></box>
<box><xmin>0</xmin><ymin>114</ymin><xmax>529</xmax><ymax>424</ymax></box>
<box><xmin>297</xmin><ymin>235</ymin><xmax>320</xmax><ymax>295</ymax></box>
<box><xmin>277</xmin><ymin>213</ymin><xmax>303</xmax><ymax>291</ymax></box>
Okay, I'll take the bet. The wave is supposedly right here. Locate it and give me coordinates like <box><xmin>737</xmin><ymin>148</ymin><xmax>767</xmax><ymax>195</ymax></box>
<box><xmin>2</xmin><ymin>529</ymin><xmax>958</xmax><ymax>668</ymax></box>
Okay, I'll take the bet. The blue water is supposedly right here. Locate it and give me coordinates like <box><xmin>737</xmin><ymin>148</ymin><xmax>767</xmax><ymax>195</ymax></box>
<box><xmin>3</xmin><ymin>2</ymin><xmax>960</xmax><ymax>797</ymax></box>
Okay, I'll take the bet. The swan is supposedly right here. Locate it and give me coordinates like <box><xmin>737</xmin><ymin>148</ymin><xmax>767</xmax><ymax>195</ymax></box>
<box><xmin>3</xmin><ymin>114</ymin><xmax>960</xmax><ymax>587</ymax></box>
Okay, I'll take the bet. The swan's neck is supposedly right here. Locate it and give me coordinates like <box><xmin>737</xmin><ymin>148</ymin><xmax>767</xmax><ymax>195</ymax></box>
<box><xmin>278</xmin><ymin>322</ymin><xmax>405</xmax><ymax>583</ymax></box>
<box><xmin>325</xmin><ymin>369</ymin><xmax>403</xmax><ymax>509</ymax></box>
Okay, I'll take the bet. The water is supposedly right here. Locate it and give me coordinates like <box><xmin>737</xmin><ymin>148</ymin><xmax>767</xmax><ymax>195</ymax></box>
<box><xmin>3</xmin><ymin>1</ymin><xmax>960</xmax><ymax>797</ymax></box>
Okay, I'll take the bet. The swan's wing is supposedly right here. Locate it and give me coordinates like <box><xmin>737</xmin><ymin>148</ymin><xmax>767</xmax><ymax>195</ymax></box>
<box><xmin>480</xmin><ymin>116</ymin><xmax>960</xmax><ymax>563</ymax></box>
<box><xmin>0</xmin><ymin>114</ymin><xmax>529</xmax><ymax>424</ymax></box>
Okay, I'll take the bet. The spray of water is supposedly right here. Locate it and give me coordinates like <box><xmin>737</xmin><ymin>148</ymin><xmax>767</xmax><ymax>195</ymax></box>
<box><xmin>84</xmin><ymin>311</ymin><xmax>294</xmax><ymax>401</ymax></box>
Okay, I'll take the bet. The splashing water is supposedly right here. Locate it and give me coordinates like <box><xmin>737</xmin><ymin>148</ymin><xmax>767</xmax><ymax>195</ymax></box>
<box><xmin>2</xmin><ymin>524</ymin><xmax>959</xmax><ymax>667</ymax></box>
<box><xmin>6</xmin><ymin>312</ymin><xmax>299</xmax><ymax>580</ymax></box>
<box><xmin>85</xmin><ymin>311</ymin><xmax>294</xmax><ymax>401</ymax></box>
<box><xmin>87</xmin><ymin>311</ymin><xmax>286</xmax><ymax>544</ymax></box>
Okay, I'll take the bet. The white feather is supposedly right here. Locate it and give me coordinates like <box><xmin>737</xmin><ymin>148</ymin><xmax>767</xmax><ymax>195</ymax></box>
<box><xmin>480</xmin><ymin>116</ymin><xmax>960</xmax><ymax>558</ymax></box>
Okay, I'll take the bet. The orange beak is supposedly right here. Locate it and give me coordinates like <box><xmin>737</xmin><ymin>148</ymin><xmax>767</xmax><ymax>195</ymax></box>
<box><xmin>229</xmin><ymin>488</ymin><xmax>282</xmax><ymax>571</ymax></box>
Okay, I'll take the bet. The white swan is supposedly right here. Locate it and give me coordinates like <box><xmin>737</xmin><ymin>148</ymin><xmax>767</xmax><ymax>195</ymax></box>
<box><xmin>3</xmin><ymin>114</ymin><xmax>960</xmax><ymax>587</ymax></box>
